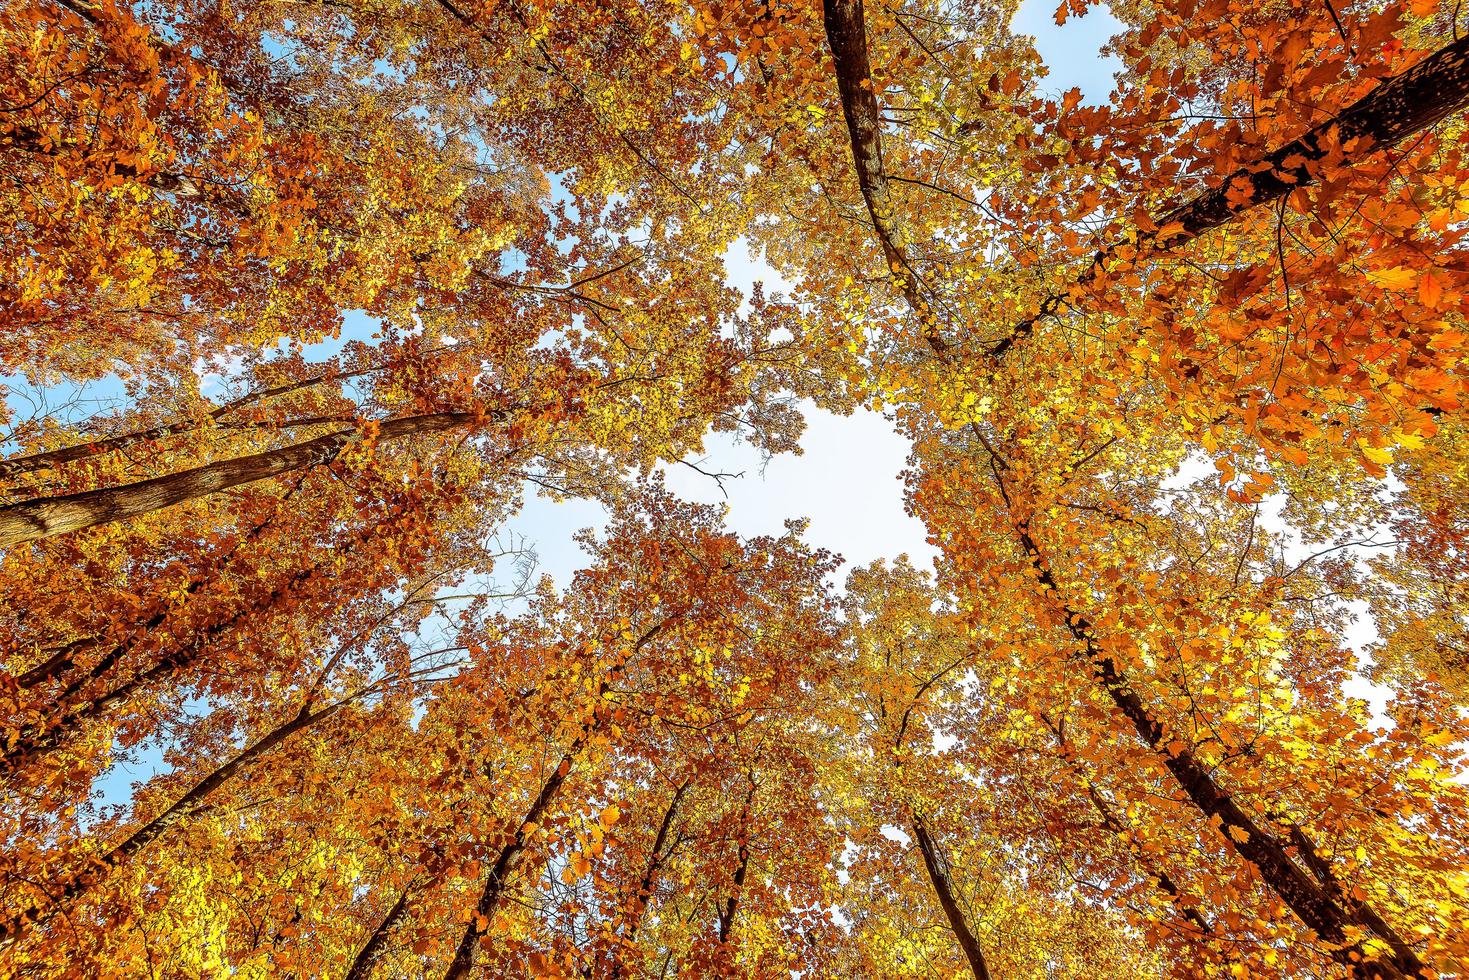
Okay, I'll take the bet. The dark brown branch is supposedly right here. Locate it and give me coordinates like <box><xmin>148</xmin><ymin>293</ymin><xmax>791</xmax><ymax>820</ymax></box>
<box><xmin>609</xmin><ymin>781</ymin><xmax>689</xmax><ymax>978</ymax></box>
<box><xmin>822</xmin><ymin>0</ymin><xmax>948</xmax><ymax>354</ymax></box>
<box><xmin>344</xmin><ymin>881</ymin><xmax>418</xmax><ymax>980</ymax></box>
<box><xmin>987</xmin><ymin>34</ymin><xmax>1469</xmax><ymax>358</ymax></box>
<box><xmin>1011</xmin><ymin>518</ymin><xmax>1423</xmax><ymax>979</ymax></box>
<box><xmin>441</xmin><ymin>619</ymin><xmax>674</xmax><ymax>980</ymax></box>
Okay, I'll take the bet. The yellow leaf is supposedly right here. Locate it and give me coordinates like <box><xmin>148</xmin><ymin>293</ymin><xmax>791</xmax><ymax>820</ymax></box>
<box><xmin>1360</xmin><ymin>443</ymin><xmax>1393</xmax><ymax>466</ymax></box>
<box><xmin>1365</xmin><ymin>266</ymin><xmax>1417</xmax><ymax>290</ymax></box>
<box><xmin>1391</xmin><ymin>427</ymin><xmax>1426</xmax><ymax>451</ymax></box>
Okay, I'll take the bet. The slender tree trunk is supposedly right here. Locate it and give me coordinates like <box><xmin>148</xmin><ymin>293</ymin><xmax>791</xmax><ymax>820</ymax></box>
<box><xmin>911</xmin><ymin>811</ymin><xmax>992</xmax><ymax>980</ymax></box>
<box><xmin>821</xmin><ymin>0</ymin><xmax>946</xmax><ymax>354</ymax></box>
<box><xmin>0</xmin><ymin>355</ymin><xmax>437</xmax><ymax>481</ymax></box>
<box><xmin>1083</xmin><ymin>783</ymin><xmax>1215</xmax><ymax>937</ymax></box>
<box><xmin>441</xmin><ymin>619</ymin><xmax>672</xmax><ymax>980</ymax></box>
<box><xmin>610</xmin><ymin>781</ymin><xmax>688</xmax><ymax>978</ymax></box>
<box><xmin>716</xmin><ymin>780</ymin><xmax>756</xmax><ymax>946</ymax></box>
<box><xmin>0</xmin><ymin>414</ymin><xmax>350</xmax><ymax>483</ymax></box>
<box><xmin>0</xmin><ymin>411</ymin><xmax>475</xmax><ymax>547</ymax></box>
<box><xmin>344</xmin><ymin>880</ymin><xmax>418</xmax><ymax>980</ymax></box>
<box><xmin>441</xmin><ymin>748</ymin><xmax>578</xmax><ymax>980</ymax></box>
<box><xmin>1012</xmin><ymin>519</ymin><xmax>1423</xmax><ymax>980</ymax></box>
<box><xmin>0</xmin><ymin>512</ymin><xmax>382</xmax><ymax>777</ymax></box>
<box><xmin>0</xmin><ymin>700</ymin><xmax>341</xmax><ymax>948</ymax></box>
<box><xmin>716</xmin><ymin>840</ymin><xmax>750</xmax><ymax>945</ymax></box>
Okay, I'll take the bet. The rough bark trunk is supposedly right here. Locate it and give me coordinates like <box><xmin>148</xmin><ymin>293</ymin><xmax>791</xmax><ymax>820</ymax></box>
<box><xmin>0</xmin><ymin>411</ymin><xmax>473</xmax><ymax>548</ymax></box>
<box><xmin>821</xmin><ymin>0</ymin><xmax>947</xmax><ymax>353</ymax></box>
<box><xmin>987</xmin><ymin>33</ymin><xmax>1469</xmax><ymax>357</ymax></box>
<box><xmin>441</xmin><ymin>619</ymin><xmax>671</xmax><ymax>980</ymax></box>
<box><xmin>911</xmin><ymin>812</ymin><xmax>992</xmax><ymax>980</ymax></box>
<box><xmin>821</xmin><ymin>0</ymin><xmax>1469</xmax><ymax>363</ymax></box>
<box><xmin>610</xmin><ymin>781</ymin><xmax>688</xmax><ymax>978</ymax></box>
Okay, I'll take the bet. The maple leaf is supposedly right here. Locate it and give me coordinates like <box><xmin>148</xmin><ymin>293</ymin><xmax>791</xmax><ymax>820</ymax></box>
<box><xmin>1365</xmin><ymin>266</ymin><xmax>1418</xmax><ymax>290</ymax></box>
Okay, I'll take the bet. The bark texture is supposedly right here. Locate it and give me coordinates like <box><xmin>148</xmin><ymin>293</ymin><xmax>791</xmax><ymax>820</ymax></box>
<box><xmin>1012</xmin><ymin>519</ymin><xmax>1423</xmax><ymax>980</ymax></box>
<box><xmin>0</xmin><ymin>701</ymin><xmax>341</xmax><ymax>949</ymax></box>
<box><xmin>821</xmin><ymin>0</ymin><xmax>1469</xmax><ymax>363</ymax></box>
<box><xmin>0</xmin><ymin>411</ymin><xmax>473</xmax><ymax>548</ymax></box>
<box><xmin>441</xmin><ymin>619</ymin><xmax>671</xmax><ymax>980</ymax></box>
<box><xmin>822</xmin><ymin>0</ymin><xmax>947</xmax><ymax>353</ymax></box>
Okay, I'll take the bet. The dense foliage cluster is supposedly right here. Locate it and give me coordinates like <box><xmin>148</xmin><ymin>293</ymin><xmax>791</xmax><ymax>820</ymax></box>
<box><xmin>2</xmin><ymin>0</ymin><xmax>1468</xmax><ymax>975</ymax></box>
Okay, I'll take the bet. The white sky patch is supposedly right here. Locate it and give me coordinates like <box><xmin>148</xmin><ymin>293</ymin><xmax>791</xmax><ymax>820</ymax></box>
<box><xmin>662</xmin><ymin>403</ymin><xmax>935</xmax><ymax>579</ymax></box>
<box><xmin>500</xmin><ymin>238</ymin><xmax>934</xmax><ymax>592</ymax></box>
<box><xmin>722</xmin><ymin>236</ymin><xmax>793</xmax><ymax>314</ymax></box>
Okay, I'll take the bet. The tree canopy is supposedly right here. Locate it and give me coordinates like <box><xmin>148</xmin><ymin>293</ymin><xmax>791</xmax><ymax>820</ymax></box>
<box><xmin>2</xmin><ymin>0</ymin><xmax>1468</xmax><ymax>976</ymax></box>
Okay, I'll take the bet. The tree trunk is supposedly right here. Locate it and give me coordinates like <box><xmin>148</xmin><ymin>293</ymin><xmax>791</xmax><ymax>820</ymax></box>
<box><xmin>441</xmin><ymin>618</ymin><xmax>672</xmax><ymax>980</ymax></box>
<box><xmin>716</xmin><ymin>780</ymin><xmax>756</xmax><ymax>946</ymax></box>
<box><xmin>0</xmin><ymin>515</ymin><xmax>378</xmax><ymax>777</ymax></box>
<box><xmin>441</xmin><ymin>748</ymin><xmax>578</xmax><ymax>980</ymax></box>
<box><xmin>821</xmin><ymin>0</ymin><xmax>1469</xmax><ymax>361</ymax></box>
<box><xmin>0</xmin><ymin>414</ymin><xmax>350</xmax><ymax>483</ymax></box>
<box><xmin>986</xmin><ymin>33</ymin><xmax>1469</xmax><ymax>358</ymax></box>
<box><xmin>911</xmin><ymin>812</ymin><xmax>992</xmax><ymax>980</ymax></box>
<box><xmin>344</xmin><ymin>880</ymin><xmax>418</xmax><ymax>980</ymax></box>
<box><xmin>0</xmin><ymin>700</ymin><xmax>341</xmax><ymax>949</ymax></box>
<box><xmin>821</xmin><ymin>0</ymin><xmax>946</xmax><ymax>354</ymax></box>
<box><xmin>0</xmin><ymin>411</ymin><xmax>474</xmax><ymax>548</ymax></box>
<box><xmin>610</xmin><ymin>781</ymin><xmax>688</xmax><ymax>978</ymax></box>
<box><xmin>0</xmin><ymin>356</ymin><xmax>431</xmax><ymax>481</ymax></box>
<box><xmin>716</xmin><ymin>839</ymin><xmax>750</xmax><ymax>945</ymax></box>
<box><xmin>1012</xmin><ymin>519</ymin><xmax>1424</xmax><ymax>980</ymax></box>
